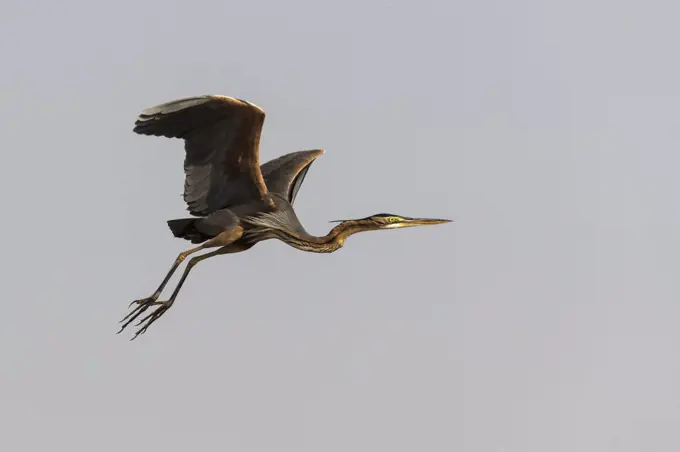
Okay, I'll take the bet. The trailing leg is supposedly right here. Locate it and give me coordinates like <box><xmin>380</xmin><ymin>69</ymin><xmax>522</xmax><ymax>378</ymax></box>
<box><xmin>118</xmin><ymin>226</ymin><xmax>246</xmax><ymax>338</ymax></box>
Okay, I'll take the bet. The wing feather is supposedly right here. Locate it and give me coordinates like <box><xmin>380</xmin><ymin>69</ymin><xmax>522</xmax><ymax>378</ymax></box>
<box><xmin>261</xmin><ymin>149</ymin><xmax>324</xmax><ymax>204</ymax></box>
<box><xmin>133</xmin><ymin>95</ymin><xmax>269</xmax><ymax>216</ymax></box>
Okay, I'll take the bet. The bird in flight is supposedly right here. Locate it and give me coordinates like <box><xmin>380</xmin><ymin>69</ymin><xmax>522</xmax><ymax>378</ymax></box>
<box><xmin>118</xmin><ymin>95</ymin><xmax>451</xmax><ymax>339</ymax></box>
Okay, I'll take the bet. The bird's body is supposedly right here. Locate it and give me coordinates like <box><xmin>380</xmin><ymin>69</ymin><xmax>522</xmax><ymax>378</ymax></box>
<box><xmin>118</xmin><ymin>94</ymin><xmax>451</xmax><ymax>339</ymax></box>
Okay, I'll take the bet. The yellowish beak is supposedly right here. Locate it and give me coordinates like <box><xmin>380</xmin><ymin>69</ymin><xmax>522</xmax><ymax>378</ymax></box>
<box><xmin>389</xmin><ymin>217</ymin><xmax>452</xmax><ymax>228</ymax></box>
<box><xmin>329</xmin><ymin>216</ymin><xmax>453</xmax><ymax>226</ymax></box>
<box><xmin>404</xmin><ymin>217</ymin><xmax>452</xmax><ymax>225</ymax></box>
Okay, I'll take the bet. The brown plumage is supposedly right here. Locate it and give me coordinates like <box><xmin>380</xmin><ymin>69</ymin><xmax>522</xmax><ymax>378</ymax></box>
<box><xmin>118</xmin><ymin>94</ymin><xmax>451</xmax><ymax>340</ymax></box>
<box><xmin>133</xmin><ymin>95</ymin><xmax>274</xmax><ymax>214</ymax></box>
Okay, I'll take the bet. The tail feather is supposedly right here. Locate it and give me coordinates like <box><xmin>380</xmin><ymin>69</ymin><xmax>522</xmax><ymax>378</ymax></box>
<box><xmin>167</xmin><ymin>218</ymin><xmax>208</xmax><ymax>244</ymax></box>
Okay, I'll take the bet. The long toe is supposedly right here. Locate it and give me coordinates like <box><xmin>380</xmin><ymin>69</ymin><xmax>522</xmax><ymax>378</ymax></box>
<box><xmin>129</xmin><ymin>300</ymin><xmax>175</xmax><ymax>340</ymax></box>
<box><xmin>118</xmin><ymin>297</ymin><xmax>162</xmax><ymax>334</ymax></box>
<box><xmin>128</xmin><ymin>295</ymin><xmax>161</xmax><ymax>308</ymax></box>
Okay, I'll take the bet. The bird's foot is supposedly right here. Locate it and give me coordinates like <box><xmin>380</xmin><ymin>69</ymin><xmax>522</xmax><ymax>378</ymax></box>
<box><xmin>117</xmin><ymin>294</ymin><xmax>166</xmax><ymax>337</ymax></box>
<box><xmin>128</xmin><ymin>299</ymin><xmax>175</xmax><ymax>340</ymax></box>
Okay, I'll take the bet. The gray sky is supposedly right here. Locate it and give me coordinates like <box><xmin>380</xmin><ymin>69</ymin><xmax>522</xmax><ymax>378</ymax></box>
<box><xmin>2</xmin><ymin>0</ymin><xmax>679</xmax><ymax>450</ymax></box>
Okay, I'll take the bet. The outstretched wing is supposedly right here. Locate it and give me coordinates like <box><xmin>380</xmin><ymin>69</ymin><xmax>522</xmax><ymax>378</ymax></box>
<box><xmin>133</xmin><ymin>95</ymin><xmax>269</xmax><ymax>216</ymax></box>
<box><xmin>261</xmin><ymin>149</ymin><xmax>325</xmax><ymax>204</ymax></box>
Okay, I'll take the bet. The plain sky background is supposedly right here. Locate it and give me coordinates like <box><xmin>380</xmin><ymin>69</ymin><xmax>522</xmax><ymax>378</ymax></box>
<box><xmin>1</xmin><ymin>0</ymin><xmax>679</xmax><ymax>451</ymax></box>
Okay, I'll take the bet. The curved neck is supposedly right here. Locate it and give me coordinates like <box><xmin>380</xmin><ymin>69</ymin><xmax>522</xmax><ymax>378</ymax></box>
<box><xmin>259</xmin><ymin>220</ymin><xmax>375</xmax><ymax>253</ymax></box>
<box><xmin>325</xmin><ymin>220</ymin><xmax>373</xmax><ymax>245</ymax></box>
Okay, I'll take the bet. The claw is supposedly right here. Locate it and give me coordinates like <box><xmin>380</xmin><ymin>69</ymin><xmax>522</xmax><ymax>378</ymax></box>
<box><xmin>127</xmin><ymin>292</ymin><xmax>160</xmax><ymax>309</ymax></box>
<box><xmin>119</xmin><ymin>297</ymin><xmax>175</xmax><ymax>339</ymax></box>
<box><xmin>136</xmin><ymin>303</ymin><xmax>163</xmax><ymax>325</ymax></box>
<box><xmin>119</xmin><ymin>303</ymin><xmax>146</xmax><ymax>324</ymax></box>
<box><xmin>130</xmin><ymin>303</ymin><xmax>172</xmax><ymax>339</ymax></box>
<box><xmin>117</xmin><ymin>297</ymin><xmax>160</xmax><ymax>334</ymax></box>
<box><xmin>119</xmin><ymin>303</ymin><xmax>145</xmax><ymax>323</ymax></box>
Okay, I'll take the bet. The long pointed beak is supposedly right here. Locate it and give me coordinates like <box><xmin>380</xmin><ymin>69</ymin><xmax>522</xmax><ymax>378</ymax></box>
<box><xmin>330</xmin><ymin>217</ymin><xmax>453</xmax><ymax>225</ymax></box>
<box><xmin>401</xmin><ymin>217</ymin><xmax>452</xmax><ymax>227</ymax></box>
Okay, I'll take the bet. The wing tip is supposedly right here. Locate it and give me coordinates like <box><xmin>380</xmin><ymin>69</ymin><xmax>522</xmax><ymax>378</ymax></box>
<box><xmin>301</xmin><ymin>149</ymin><xmax>325</xmax><ymax>160</ymax></box>
<box><xmin>132</xmin><ymin>116</ymin><xmax>161</xmax><ymax>135</ymax></box>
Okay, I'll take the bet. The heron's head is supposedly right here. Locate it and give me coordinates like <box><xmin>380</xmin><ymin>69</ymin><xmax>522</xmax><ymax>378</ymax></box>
<box><xmin>331</xmin><ymin>213</ymin><xmax>452</xmax><ymax>231</ymax></box>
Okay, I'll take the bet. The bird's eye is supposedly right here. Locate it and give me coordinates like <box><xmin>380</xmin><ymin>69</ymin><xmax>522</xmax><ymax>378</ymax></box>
<box><xmin>388</xmin><ymin>217</ymin><xmax>400</xmax><ymax>223</ymax></box>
